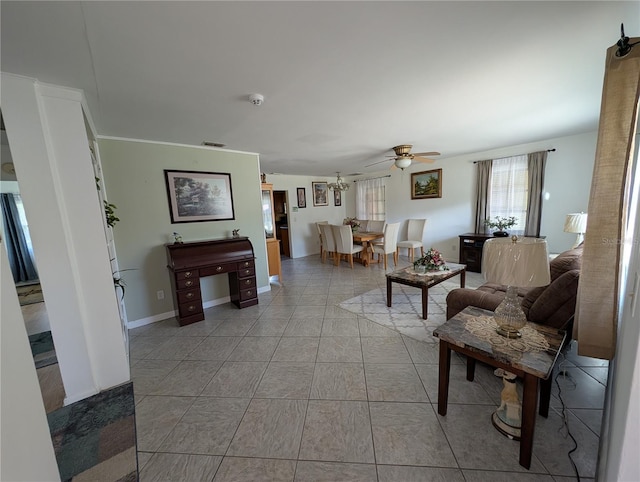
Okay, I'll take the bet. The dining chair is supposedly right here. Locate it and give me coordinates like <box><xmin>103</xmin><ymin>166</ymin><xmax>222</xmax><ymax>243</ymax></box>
<box><xmin>367</xmin><ymin>220</ymin><xmax>385</xmax><ymax>233</ymax></box>
<box><xmin>372</xmin><ymin>222</ymin><xmax>400</xmax><ymax>270</ymax></box>
<box><xmin>357</xmin><ymin>219</ymin><xmax>369</xmax><ymax>232</ymax></box>
<box><xmin>319</xmin><ymin>223</ymin><xmax>336</xmax><ymax>264</ymax></box>
<box><xmin>316</xmin><ymin>221</ymin><xmax>328</xmax><ymax>259</ymax></box>
<box><xmin>396</xmin><ymin>218</ymin><xmax>427</xmax><ymax>262</ymax></box>
<box><xmin>332</xmin><ymin>224</ymin><xmax>364</xmax><ymax>268</ymax></box>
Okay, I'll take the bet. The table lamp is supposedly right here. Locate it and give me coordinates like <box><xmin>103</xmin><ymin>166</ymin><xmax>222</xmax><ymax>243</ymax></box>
<box><xmin>482</xmin><ymin>236</ymin><xmax>551</xmax><ymax>338</ymax></box>
<box><xmin>563</xmin><ymin>212</ymin><xmax>587</xmax><ymax>248</ymax></box>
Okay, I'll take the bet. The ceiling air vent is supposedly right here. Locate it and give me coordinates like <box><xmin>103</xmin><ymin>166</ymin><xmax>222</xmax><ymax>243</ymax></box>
<box><xmin>202</xmin><ymin>141</ymin><xmax>226</xmax><ymax>148</ymax></box>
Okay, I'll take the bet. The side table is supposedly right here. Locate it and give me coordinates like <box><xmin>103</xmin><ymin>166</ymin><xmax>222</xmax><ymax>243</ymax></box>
<box><xmin>432</xmin><ymin>306</ymin><xmax>566</xmax><ymax>469</ymax></box>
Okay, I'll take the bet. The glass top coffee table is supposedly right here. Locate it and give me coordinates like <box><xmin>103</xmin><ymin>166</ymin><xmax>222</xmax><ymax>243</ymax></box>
<box><xmin>386</xmin><ymin>263</ymin><xmax>466</xmax><ymax>320</ymax></box>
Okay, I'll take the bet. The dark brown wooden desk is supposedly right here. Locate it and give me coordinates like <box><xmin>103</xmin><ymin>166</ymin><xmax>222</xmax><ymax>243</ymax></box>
<box><xmin>166</xmin><ymin>237</ymin><xmax>258</xmax><ymax>326</ymax></box>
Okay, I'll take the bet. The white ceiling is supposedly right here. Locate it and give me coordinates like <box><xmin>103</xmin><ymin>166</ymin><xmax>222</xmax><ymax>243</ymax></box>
<box><xmin>1</xmin><ymin>1</ymin><xmax>638</xmax><ymax>176</ymax></box>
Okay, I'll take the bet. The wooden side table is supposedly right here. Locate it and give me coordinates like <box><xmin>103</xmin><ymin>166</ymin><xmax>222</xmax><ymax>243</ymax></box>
<box><xmin>433</xmin><ymin>306</ymin><xmax>566</xmax><ymax>469</ymax></box>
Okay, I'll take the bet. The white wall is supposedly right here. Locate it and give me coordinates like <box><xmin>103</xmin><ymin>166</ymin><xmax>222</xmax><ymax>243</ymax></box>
<box><xmin>268</xmin><ymin>174</ymin><xmax>347</xmax><ymax>258</ymax></box>
<box><xmin>346</xmin><ymin>131</ymin><xmax>597</xmax><ymax>261</ymax></box>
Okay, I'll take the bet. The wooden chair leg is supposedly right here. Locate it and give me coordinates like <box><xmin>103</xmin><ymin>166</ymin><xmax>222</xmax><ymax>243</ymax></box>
<box><xmin>349</xmin><ymin>253</ymin><xmax>354</xmax><ymax>269</ymax></box>
<box><xmin>393</xmin><ymin>251</ymin><xmax>398</xmax><ymax>266</ymax></box>
<box><xmin>420</xmin><ymin>247</ymin><xmax>424</xmax><ymax>257</ymax></box>
<box><xmin>383</xmin><ymin>254</ymin><xmax>388</xmax><ymax>270</ymax></box>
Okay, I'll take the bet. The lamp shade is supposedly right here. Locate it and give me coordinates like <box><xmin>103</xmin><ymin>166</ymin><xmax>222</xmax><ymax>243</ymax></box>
<box><xmin>563</xmin><ymin>213</ymin><xmax>587</xmax><ymax>234</ymax></box>
<box><xmin>482</xmin><ymin>237</ymin><xmax>550</xmax><ymax>288</ymax></box>
<box><xmin>394</xmin><ymin>158</ymin><xmax>412</xmax><ymax>170</ymax></box>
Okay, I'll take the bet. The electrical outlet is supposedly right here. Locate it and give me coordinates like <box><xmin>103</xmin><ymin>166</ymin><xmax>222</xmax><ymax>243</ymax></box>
<box><xmin>157</xmin><ymin>290</ymin><xmax>164</xmax><ymax>300</ymax></box>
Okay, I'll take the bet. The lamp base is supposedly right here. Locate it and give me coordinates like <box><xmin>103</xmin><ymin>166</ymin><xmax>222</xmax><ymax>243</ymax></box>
<box><xmin>491</xmin><ymin>412</ymin><xmax>521</xmax><ymax>441</ymax></box>
<box><xmin>495</xmin><ymin>326</ymin><xmax>523</xmax><ymax>338</ymax></box>
<box><xmin>493</xmin><ymin>286</ymin><xmax>527</xmax><ymax>338</ymax></box>
<box><xmin>492</xmin><ymin>370</ymin><xmax>522</xmax><ymax>440</ymax></box>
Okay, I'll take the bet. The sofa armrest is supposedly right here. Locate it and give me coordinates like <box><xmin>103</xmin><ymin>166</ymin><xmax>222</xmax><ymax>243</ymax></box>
<box><xmin>527</xmin><ymin>269</ymin><xmax>580</xmax><ymax>329</ymax></box>
<box><xmin>446</xmin><ymin>286</ymin><xmax>505</xmax><ymax>320</ymax></box>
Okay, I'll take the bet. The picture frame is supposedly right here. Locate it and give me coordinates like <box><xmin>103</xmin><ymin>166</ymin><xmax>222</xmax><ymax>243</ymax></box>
<box><xmin>164</xmin><ymin>169</ymin><xmax>235</xmax><ymax>223</ymax></box>
<box><xmin>411</xmin><ymin>169</ymin><xmax>442</xmax><ymax>199</ymax></box>
<box><xmin>312</xmin><ymin>182</ymin><xmax>328</xmax><ymax>206</ymax></box>
<box><xmin>297</xmin><ymin>187</ymin><xmax>306</xmax><ymax>208</ymax></box>
<box><xmin>333</xmin><ymin>189</ymin><xmax>342</xmax><ymax>206</ymax></box>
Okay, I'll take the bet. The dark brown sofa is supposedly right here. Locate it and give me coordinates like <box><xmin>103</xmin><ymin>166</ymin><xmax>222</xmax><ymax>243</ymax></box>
<box><xmin>446</xmin><ymin>246</ymin><xmax>583</xmax><ymax>331</ymax></box>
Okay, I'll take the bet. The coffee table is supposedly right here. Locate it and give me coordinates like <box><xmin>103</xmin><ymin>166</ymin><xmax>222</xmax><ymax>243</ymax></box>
<box><xmin>386</xmin><ymin>263</ymin><xmax>466</xmax><ymax>319</ymax></box>
<box><xmin>432</xmin><ymin>306</ymin><xmax>566</xmax><ymax>469</ymax></box>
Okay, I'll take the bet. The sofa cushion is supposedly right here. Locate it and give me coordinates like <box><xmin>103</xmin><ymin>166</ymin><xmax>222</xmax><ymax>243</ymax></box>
<box><xmin>549</xmin><ymin>246</ymin><xmax>583</xmax><ymax>281</ymax></box>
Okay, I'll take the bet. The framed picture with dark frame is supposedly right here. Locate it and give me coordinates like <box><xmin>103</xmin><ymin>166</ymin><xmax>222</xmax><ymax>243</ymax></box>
<box><xmin>297</xmin><ymin>187</ymin><xmax>306</xmax><ymax>208</ymax></box>
<box><xmin>333</xmin><ymin>189</ymin><xmax>342</xmax><ymax>206</ymax></box>
<box><xmin>411</xmin><ymin>168</ymin><xmax>442</xmax><ymax>199</ymax></box>
<box><xmin>164</xmin><ymin>169</ymin><xmax>235</xmax><ymax>223</ymax></box>
<box><xmin>312</xmin><ymin>182</ymin><xmax>328</xmax><ymax>206</ymax></box>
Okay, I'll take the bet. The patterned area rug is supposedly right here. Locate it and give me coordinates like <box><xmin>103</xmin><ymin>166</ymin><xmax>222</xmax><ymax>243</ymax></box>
<box><xmin>28</xmin><ymin>330</ymin><xmax>58</xmax><ymax>368</ymax></box>
<box><xmin>339</xmin><ymin>280</ymin><xmax>463</xmax><ymax>343</ymax></box>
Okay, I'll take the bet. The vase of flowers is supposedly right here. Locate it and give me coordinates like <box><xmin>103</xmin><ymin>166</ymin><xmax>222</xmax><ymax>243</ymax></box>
<box><xmin>414</xmin><ymin>247</ymin><xmax>449</xmax><ymax>272</ymax></box>
<box><xmin>484</xmin><ymin>216</ymin><xmax>518</xmax><ymax>237</ymax></box>
<box><xmin>344</xmin><ymin>217</ymin><xmax>361</xmax><ymax>232</ymax></box>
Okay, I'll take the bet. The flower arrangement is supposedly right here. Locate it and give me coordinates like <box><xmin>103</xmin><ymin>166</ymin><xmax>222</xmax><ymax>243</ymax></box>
<box><xmin>414</xmin><ymin>247</ymin><xmax>449</xmax><ymax>271</ymax></box>
<box><xmin>344</xmin><ymin>217</ymin><xmax>361</xmax><ymax>231</ymax></box>
<box><xmin>484</xmin><ymin>216</ymin><xmax>518</xmax><ymax>232</ymax></box>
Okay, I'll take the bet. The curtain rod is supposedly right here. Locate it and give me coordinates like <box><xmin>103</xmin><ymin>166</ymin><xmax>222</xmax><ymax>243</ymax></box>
<box><xmin>353</xmin><ymin>174</ymin><xmax>391</xmax><ymax>182</ymax></box>
<box><xmin>473</xmin><ymin>149</ymin><xmax>556</xmax><ymax>164</ymax></box>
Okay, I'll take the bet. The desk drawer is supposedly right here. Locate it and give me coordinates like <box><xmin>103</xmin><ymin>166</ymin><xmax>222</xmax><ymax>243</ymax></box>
<box><xmin>237</xmin><ymin>259</ymin><xmax>255</xmax><ymax>270</ymax></box>
<box><xmin>177</xmin><ymin>288</ymin><xmax>201</xmax><ymax>304</ymax></box>
<box><xmin>178</xmin><ymin>301</ymin><xmax>203</xmax><ymax>318</ymax></box>
<box><xmin>177</xmin><ymin>277</ymin><xmax>200</xmax><ymax>290</ymax></box>
<box><xmin>238</xmin><ymin>266</ymin><xmax>255</xmax><ymax>278</ymax></box>
<box><xmin>200</xmin><ymin>264</ymin><xmax>232</xmax><ymax>277</ymax></box>
<box><xmin>239</xmin><ymin>277</ymin><xmax>256</xmax><ymax>289</ymax></box>
<box><xmin>176</xmin><ymin>270</ymin><xmax>197</xmax><ymax>280</ymax></box>
<box><xmin>239</xmin><ymin>287</ymin><xmax>257</xmax><ymax>301</ymax></box>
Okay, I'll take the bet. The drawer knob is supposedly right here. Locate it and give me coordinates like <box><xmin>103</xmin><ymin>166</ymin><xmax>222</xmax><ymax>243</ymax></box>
<box><xmin>243</xmin><ymin>262</ymin><xmax>250</xmax><ymax>267</ymax></box>
<box><xmin>216</xmin><ymin>266</ymin><xmax>223</xmax><ymax>272</ymax></box>
<box><xmin>245</xmin><ymin>279</ymin><xmax>252</xmax><ymax>285</ymax></box>
<box><xmin>247</xmin><ymin>290</ymin><xmax>253</xmax><ymax>296</ymax></box>
<box><xmin>187</xmin><ymin>305</ymin><xmax>196</xmax><ymax>312</ymax></box>
<box><xmin>244</xmin><ymin>269</ymin><xmax>250</xmax><ymax>275</ymax></box>
<box><xmin>185</xmin><ymin>280</ymin><xmax>193</xmax><ymax>287</ymax></box>
<box><xmin>186</xmin><ymin>292</ymin><xmax>194</xmax><ymax>299</ymax></box>
<box><xmin>184</xmin><ymin>271</ymin><xmax>192</xmax><ymax>278</ymax></box>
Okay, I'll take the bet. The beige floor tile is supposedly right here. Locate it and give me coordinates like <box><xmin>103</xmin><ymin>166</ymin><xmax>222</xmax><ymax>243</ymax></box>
<box><xmin>186</xmin><ymin>336</ymin><xmax>243</xmax><ymax>361</ymax></box>
<box><xmin>227</xmin><ymin>336</ymin><xmax>280</xmax><ymax>361</ymax></box>
<box><xmin>294</xmin><ymin>461</ymin><xmax>377</xmax><ymax>481</ymax></box>
<box><xmin>201</xmin><ymin>361</ymin><xmax>267</xmax><ymax>398</ymax></box>
<box><xmin>271</xmin><ymin>337</ymin><xmax>319</xmax><ymax>362</ymax></box>
<box><xmin>364</xmin><ymin>363</ymin><xmax>428</xmax><ymax>402</ymax></box>
<box><xmin>310</xmin><ymin>363</ymin><xmax>367</xmax><ymax>400</ymax></box>
<box><xmin>135</xmin><ymin>396</ymin><xmax>195</xmax><ymax>451</ymax></box>
<box><xmin>361</xmin><ymin>337</ymin><xmax>412</xmax><ymax>363</ymax></box>
<box><xmin>378</xmin><ymin>465</ymin><xmax>465</xmax><ymax>482</ymax></box>
<box><xmin>213</xmin><ymin>457</ymin><xmax>296</xmax><ymax>482</ymax></box>
<box><xmin>321</xmin><ymin>318</ymin><xmax>360</xmax><ymax>336</ymax></box>
<box><xmin>150</xmin><ymin>360</ymin><xmax>222</xmax><ymax>396</ymax></box>
<box><xmin>227</xmin><ymin>399</ymin><xmax>307</xmax><ymax>459</ymax></box>
<box><xmin>316</xmin><ymin>336</ymin><xmax>362</xmax><ymax>362</ymax></box>
<box><xmin>254</xmin><ymin>362</ymin><xmax>315</xmax><ymax>398</ymax></box>
<box><xmin>139</xmin><ymin>453</ymin><xmax>221</xmax><ymax>482</ymax></box>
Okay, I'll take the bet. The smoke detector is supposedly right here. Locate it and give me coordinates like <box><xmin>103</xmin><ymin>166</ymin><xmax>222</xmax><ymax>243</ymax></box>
<box><xmin>249</xmin><ymin>93</ymin><xmax>264</xmax><ymax>106</ymax></box>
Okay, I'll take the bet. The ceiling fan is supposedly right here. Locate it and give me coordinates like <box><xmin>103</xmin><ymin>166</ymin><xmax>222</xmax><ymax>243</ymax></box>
<box><xmin>366</xmin><ymin>145</ymin><xmax>441</xmax><ymax>170</ymax></box>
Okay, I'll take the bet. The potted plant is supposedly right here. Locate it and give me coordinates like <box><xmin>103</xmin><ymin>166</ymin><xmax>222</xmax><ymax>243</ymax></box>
<box><xmin>344</xmin><ymin>217</ymin><xmax>361</xmax><ymax>232</ymax></box>
<box><xmin>484</xmin><ymin>216</ymin><xmax>518</xmax><ymax>237</ymax></box>
<box><xmin>413</xmin><ymin>247</ymin><xmax>449</xmax><ymax>273</ymax></box>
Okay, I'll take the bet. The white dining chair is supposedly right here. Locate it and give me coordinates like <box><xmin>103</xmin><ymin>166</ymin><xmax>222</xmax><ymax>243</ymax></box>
<box><xmin>396</xmin><ymin>219</ymin><xmax>426</xmax><ymax>262</ymax></box>
<box><xmin>372</xmin><ymin>222</ymin><xmax>400</xmax><ymax>269</ymax></box>
<box><xmin>319</xmin><ymin>223</ymin><xmax>336</xmax><ymax>264</ymax></box>
<box><xmin>332</xmin><ymin>224</ymin><xmax>364</xmax><ymax>268</ymax></box>
<box><xmin>316</xmin><ymin>221</ymin><xmax>328</xmax><ymax>259</ymax></box>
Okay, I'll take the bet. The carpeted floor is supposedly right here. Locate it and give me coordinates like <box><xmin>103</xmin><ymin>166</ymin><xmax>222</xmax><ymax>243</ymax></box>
<box><xmin>338</xmin><ymin>280</ymin><xmax>463</xmax><ymax>343</ymax></box>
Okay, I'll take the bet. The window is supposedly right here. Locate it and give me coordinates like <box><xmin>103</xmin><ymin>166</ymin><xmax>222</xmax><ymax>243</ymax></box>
<box><xmin>488</xmin><ymin>155</ymin><xmax>528</xmax><ymax>234</ymax></box>
<box><xmin>356</xmin><ymin>178</ymin><xmax>386</xmax><ymax>220</ymax></box>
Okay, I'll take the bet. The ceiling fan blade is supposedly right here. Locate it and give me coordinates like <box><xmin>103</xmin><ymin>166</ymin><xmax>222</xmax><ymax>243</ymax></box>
<box><xmin>413</xmin><ymin>156</ymin><xmax>436</xmax><ymax>163</ymax></box>
<box><xmin>390</xmin><ymin>163</ymin><xmax>398</xmax><ymax>170</ymax></box>
<box><xmin>365</xmin><ymin>159</ymin><xmax>392</xmax><ymax>168</ymax></box>
<box><xmin>412</xmin><ymin>151</ymin><xmax>440</xmax><ymax>157</ymax></box>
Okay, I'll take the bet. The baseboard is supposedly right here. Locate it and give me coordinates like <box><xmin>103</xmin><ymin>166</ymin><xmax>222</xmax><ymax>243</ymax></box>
<box><xmin>127</xmin><ymin>284</ymin><xmax>272</xmax><ymax>329</ymax></box>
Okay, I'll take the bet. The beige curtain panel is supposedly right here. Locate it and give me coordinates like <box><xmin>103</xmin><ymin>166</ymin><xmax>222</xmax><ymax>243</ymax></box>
<box><xmin>524</xmin><ymin>151</ymin><xmax>547</xmax><ymax>237</ymax></box>
<box><xmin>574</xmin><ymin>38</ymin><xmax>640</xmax><ymax>360</ymax></box>
<box><xmin>474</xmin><ymin>160</ymin><xmax>492</xmax><ymax>233</ymax></box>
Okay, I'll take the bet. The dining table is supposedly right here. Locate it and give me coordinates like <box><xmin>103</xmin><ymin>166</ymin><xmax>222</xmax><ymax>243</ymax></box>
<box><xmin>351</xmin><ymin>231</ymin><xmax>384</xmax><ymax>266</ymax></box>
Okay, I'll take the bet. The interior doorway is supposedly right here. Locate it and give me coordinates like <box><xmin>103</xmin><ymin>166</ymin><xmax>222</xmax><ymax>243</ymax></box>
<box><xmin>273</xmin><ymin>190</ymin><xmax>290</xmax><ymax>258</ymax></box>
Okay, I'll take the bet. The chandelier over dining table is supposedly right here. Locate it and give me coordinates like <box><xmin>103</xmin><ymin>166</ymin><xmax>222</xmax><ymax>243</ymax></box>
<box><xmin>328</xmin><ymin>172</ymin><xmax>350</xmax><ymax>191</ymax></box>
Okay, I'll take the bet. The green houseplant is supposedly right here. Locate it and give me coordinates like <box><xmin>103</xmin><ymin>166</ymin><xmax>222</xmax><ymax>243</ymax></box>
<box><xmin>484</xmin><ymin>216</ymin><xmax>518</xmax><ymax>236</ymax></box>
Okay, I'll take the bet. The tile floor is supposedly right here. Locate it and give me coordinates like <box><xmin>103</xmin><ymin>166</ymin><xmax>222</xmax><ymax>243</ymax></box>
<box><xmin>129</xmin><ymin>255</ymin><xmax>606</xmax><ymax>481</ymax></box>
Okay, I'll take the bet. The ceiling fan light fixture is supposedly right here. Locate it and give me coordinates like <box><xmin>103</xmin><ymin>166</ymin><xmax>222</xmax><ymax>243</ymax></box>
<box><xmin>328</xmin><ymin>172</ymin><xmax>350</xmax><ymax>192</ymax></box>
<box><xmin>394</xmin><ymin>158</ymin><xmax>412</xmax><ymax>170</ymax></box>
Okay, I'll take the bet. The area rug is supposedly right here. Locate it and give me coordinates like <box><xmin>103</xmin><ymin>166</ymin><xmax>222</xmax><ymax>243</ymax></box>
<box><xmin>16</xmin><ymin>282</ymin><xmax>44</xmax><ymax>305</ymax></box>
<box><xmin>28</xmin><ymin>330</ymin><xmax>58</xmax><ymax>368</ymax></box>
<box><xmin>338</xmin><ymin>280</ymin><xmax>463</xmax><ymax>343</ymax></box>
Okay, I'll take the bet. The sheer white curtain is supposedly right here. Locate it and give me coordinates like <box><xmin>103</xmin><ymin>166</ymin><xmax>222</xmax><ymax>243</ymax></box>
<box><xmin>489</xmin><ymin>155</ymin><xmax>528</xmax><ymax>235</ymax></box>
<box><xmin>356</xmin><ymin>177</ymin><xmax>386</xmax><ymax>220</ymax></box>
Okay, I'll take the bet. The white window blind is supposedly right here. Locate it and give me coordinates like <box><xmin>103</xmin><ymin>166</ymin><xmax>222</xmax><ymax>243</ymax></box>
<box><xmin>356</xmin><ymin>178</ymin><xmax>386</xmax><ymax>221</ymax></box>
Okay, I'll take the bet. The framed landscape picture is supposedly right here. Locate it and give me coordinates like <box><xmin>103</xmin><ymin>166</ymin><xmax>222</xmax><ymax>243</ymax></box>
<box><xmin>334</xmin><ymin>189</ymin><xmax>342</xmax><ymax>206</ymax></box>
<box><xmin>297</xmin><ymin>187</ymin><xmax>306</xmax><ymax>208</ymax></box>
<box><xmin>164</xmin><ymin>169</ymin><xmax>235</xmax><ymax>223</ymax></box>
<box><xmin>411</xmin><ymin>169</ymin><xmax>442</xmax><ymax>199</ymax></box>
<box><xmin>312</xmin><ymin>181</ymin><xmax>328</xmax><ymax>206</ymax></box>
